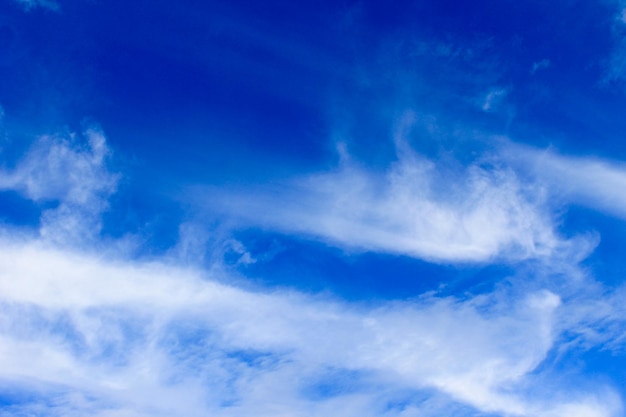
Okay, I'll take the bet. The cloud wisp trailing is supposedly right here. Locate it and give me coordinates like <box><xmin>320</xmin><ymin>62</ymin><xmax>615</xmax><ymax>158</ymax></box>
<box><xmin>0</xmin><ymin>239</ymin><xmax>620</xmax><ymax>417</ymax></box>
<box><xmin>202</xmin><ymin>155</ymin><xmax>563</xmax><ymax>263</ymax></box>
<box><xmin>504</xmin><ymin>141</ymin><xmax>626</xmax><ymax>222</ymax></box>
<box><xmin>201</xmin><ymin>114</ymin><xmax>626</xmax><ymax>268</ymax></box>
<box><xmin>201</xmin><ymin>116</ymin><xmax>578</xmax><ymax>264</ymax></box>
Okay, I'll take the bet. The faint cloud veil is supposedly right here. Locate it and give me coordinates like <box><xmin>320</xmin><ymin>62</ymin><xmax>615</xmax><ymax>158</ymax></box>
<box><xmin>12</xmin><ymin>0</ymin><xmax>59</xmax><ymax>11</ymax></box>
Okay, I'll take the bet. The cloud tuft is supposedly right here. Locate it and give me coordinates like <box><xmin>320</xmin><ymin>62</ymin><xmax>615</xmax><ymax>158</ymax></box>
<box><xmin>0</xmin><ymin>127</ymin><xmax>119</xmax><ymax>244</ymax></box>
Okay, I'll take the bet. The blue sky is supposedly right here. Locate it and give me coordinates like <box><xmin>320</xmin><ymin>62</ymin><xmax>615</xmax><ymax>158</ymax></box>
<box><xmin>1</xmin><ymin>0</ymin><xmax>626</xmax><ymax>416</ymax></box>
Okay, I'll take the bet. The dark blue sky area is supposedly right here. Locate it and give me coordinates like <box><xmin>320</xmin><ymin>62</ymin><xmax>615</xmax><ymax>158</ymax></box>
<box><xmin>2</xmin><ymin>0</ymin><xmax>625</xmax><ymax>179</ymax></box>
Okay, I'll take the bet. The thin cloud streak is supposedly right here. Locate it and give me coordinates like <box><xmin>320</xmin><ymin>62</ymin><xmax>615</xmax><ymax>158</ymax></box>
<box><xmin>505</xmin><ymin>142</ymin><xmax>626</xmax><ymax>221</ymax></box>
<box><xmin>203</xmin><ymin>132</ymin><xmax>626</xmax><ymax>266</ymax></box>
<box><xmin>201</xmin><ymin>144</ymin><xmax>568</xmax><ymax>264</ymax></box>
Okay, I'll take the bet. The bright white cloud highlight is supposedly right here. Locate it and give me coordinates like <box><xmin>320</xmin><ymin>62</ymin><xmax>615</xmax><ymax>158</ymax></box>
<box><xmin>0</xmin><ymin>240</ymin><xmax>620</xmax><ymax>417</ymax></box>
<box><xmin>203</xmin><ymin>144</ymin><xmax>563</xmax><ymax>264</ymax></box>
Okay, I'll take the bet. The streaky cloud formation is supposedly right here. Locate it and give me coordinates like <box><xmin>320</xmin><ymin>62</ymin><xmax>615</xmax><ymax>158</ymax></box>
<box><xmin>0</xmin><ymin>239</ymin><xmax>620</xmax><ymax>417</ymax></box>
<box><xmin>202</xmin><ymin>117</ymin><xmax>575</xmax><ymax>264</ymax></box>
<box><xmin>3</xmin><ymin>1</ymin><xmax>626</xmax><ymax>416</ymax></box>
<box><xmin>0</xmin><ymin>124</ymin><xmax>622</xmax><ymax>417</ymax></box>
<box><xmin>505</xmin><ymin>141</ymin><xmax>626</xmax><ymax>221</ymax></box>
<box><xmin>203</xmin><ymin>156</ymin><xmax>558</xmax><ymax>263</ymax></box>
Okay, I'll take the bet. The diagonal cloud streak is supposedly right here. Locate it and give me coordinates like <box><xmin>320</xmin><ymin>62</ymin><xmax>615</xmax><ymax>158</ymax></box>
<box><xmin>201</xmin><ymin>145</ymin><xmax>570</xmax><ymax>264</ymax></box>
<box><xmin>0</xmin><ymin>240</ymin><xmax>620</xmax><ymax>417</ymax></box>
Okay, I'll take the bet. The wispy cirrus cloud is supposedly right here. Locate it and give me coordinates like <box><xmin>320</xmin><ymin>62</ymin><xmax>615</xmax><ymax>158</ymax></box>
<box><xmin>0</xmin><ymin>239</ymin><xmax>620</xmax><ymax>417</ymax></box>
<box><xmin>504</xmin><ymin>141</ymin><xmax>626</xmax><ymax>221</ymax></box>
<box><xmin>0</xmin><ymin>123</ymin><xmax>623</xmax><ymax>417</ymax></box>
<box><xmin>199</xmin><ymin>115</ymin><xmax>575</xmax><ymax>264</ymax></box>
<box><xmin>201</xmin><ymin>156</ymin><xmax>562</xmax><ymax>263</ymax></box>
<box><xmin>3</xmin><ymin>1</ymin><xmax>626</xmax><ymax>415</ymax></box>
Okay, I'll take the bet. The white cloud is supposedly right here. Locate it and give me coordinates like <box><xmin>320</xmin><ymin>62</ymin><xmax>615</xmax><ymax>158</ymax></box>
<box><xmin>200</xmin><ymin>129</ymin><xmax>570</xmax><ymax>264</ymax></box>
<box><xmin>551</xmin><ymin>282</ymin><xmax>626</xmax><ymax>352</ymax></box>
<box><xmin>0</xmin><ymin>239</ymin><xmax>620</xmax><ymax>417</ymax></box>
<box><xmin>0</xmin><ymin>127</ymin><xmax>119</xmax><ymax>245</ymax></box>
<box><xmin>504</xmin><ymin>142</ymin><xmax>626</xmax><ymax>221</ymax></box>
